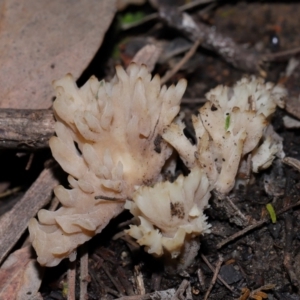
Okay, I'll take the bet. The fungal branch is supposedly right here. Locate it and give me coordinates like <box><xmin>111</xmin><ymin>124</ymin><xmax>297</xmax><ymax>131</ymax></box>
<box><xmin>29</xmin><ymin>64</ymin><xmax>286</xmax><ymax>268</ymax></box>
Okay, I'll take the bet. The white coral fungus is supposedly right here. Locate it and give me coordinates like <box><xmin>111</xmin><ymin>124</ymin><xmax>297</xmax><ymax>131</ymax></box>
<box><xmin>163</xmin><ymin>76</ymin><xmax>287</xmax><ymax>194</ymax></box>
<box><xmin>29</xmin><ymin>63</ymin><xmax>187</xmax><ymax>266</ymax></box>
<box><xmin>125</xmin><ymin>167</ymin><xmax>211</xmax><ymax>258</ymax></box>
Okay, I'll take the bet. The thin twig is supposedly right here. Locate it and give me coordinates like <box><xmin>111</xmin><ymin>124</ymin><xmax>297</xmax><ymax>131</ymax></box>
<box><xmin>172</xmin><ymin>279</ymin><xmax>190</xmax><ymax>300</ymax></box>
<box><xmin>89</xmin><ymin>267</ymin><xmax>122</xmax><ymax>298</ymax></box>
<box><xmin>114</xmin><ymin>288</ymin><xmax>177</xmax><ymax>300</ymax></box>
<box><xmin>161</xmin><ymin>39</ymin><xmax>202</xmax><ymax>85</ymax></box>
<box><xmin>80</xmin><ymin>246</ymin><xmax>89</xmax><ymax>300</ymax></box>
<box><xmin>134</xmin><ymin>264</ymin><xmax>146</xmax><ymax>295</ymax></box>
<box><xmin>25</xmin><ymin>153</ymin><xmax>34</xmax><ymax>170</ymax></box>
<box><xmin>283</xmin><ymin>214</ymin><xmax>299</xmax><ymax>286</ymax></box>
<box><xmin>217</xmin><ymin>199</ymin><xmax>300</xmax><ymax>249</ymax></box>
<box><xmin>197</xmin><ymin>268</ymin><xmax>206</xmax><ymax>292</ymax></box>
<box><xmin>185</xmin><ymin>282</ymin><xmax>193</xmax><ymax>300</ymax></box>
<box><xmin>181</xmin><ymin>97</ymin><xmax>207</xmax><ymax>104</ymax></box>
<box><xmin>158</xmin><ymin>4</ymin><xmax>263</xmax><ymax>73</ymax></box>
<box><xmin>67</xmin><ymin>260</ymin><xmax>76</xmax><ymax>300</ymax></box>
<box><xmin>203</xmin><ymin>255</ymin><xmax>223</xmax><ymax>300</ymax></box>
<box><xmin>264</xmin><ymin>46</ymin><xmax>300</xmax><ymax>60</ymax></box>
<box><xmin>151</xmin><ymin>271</ymin><xmax>162</xmax><ymax>293</ymax></box>
<box><xmin>200</xmin><ymin>254</ymin><xmax>234</xmax><ymax>293</ymax></box>
<box><xmin>117</xmin><ymin>266</ymin><xmax>135</xmax><ymax>296</ymax></box>
<box><xmin>115</xmin><ymin>296</ymin><xmax>150</xmax><ymax>300</ymax></box>
<box><xmin>121</xmin><ymin>0</ymin><xmax>217</xmax><ymax>30</ymax></box>
<box><xmin>0</xmin><ymin>186</ymin><xmax>21</xmax><ymax>198</ymax></box>
<box><xmin>0</xmin><ymin>109</ymin><xmax>55</xmax><ymax>149</ymax></box>
<box><xmin>226</xmin><ymin>196</ymin><xmax>250</xmax><ymax>226</ymax></box>
<box><xmin>102</xmin><ymin>263</ymin><xmax>125</xmax><ymax>296</ymax></box>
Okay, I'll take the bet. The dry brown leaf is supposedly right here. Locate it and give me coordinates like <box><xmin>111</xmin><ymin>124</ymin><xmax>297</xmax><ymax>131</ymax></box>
<box><xmin>0</xmin><ymin>0</ymin><xmax>116</xmax><ymax>109</ymax></box>
<box><xmin>0</xmin><ymin>246</ymin><xmax>44</xmax><ymax>300</ymax></box>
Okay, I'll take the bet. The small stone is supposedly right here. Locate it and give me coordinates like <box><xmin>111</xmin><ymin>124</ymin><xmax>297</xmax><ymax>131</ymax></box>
<box><xmin>268</xmin><ymin>222</ymin><xmax>281</xmax><ymax>239</ymax></box>
<box><xmin>219</xmin><ymin>264</ymin><xmax>243</xmax><ymax>284</ymax></box>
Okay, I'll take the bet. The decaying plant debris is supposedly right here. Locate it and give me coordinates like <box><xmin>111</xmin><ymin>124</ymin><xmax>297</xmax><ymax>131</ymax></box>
<box><xmin>2</xmin><ymin>1</ymin><xmax>300</xmax><ymax>300</ymax></box>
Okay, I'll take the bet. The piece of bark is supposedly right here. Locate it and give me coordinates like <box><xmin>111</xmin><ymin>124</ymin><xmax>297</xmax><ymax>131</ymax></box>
<box><xmin>0</xmin><ymin>109</ymin><xmax>55</xmax><ymax>149</ymax></box>
<box><xmin>0</xmin><ymin>0</ymin><xmax>116</xmax><ymax>109</ymax></box>
<box><xmin>0</xmin><ymin>166</ymin><xmax>59</xmax><ymax>265</ymax></box>
<box><xmin>158</xmin><ymin>5</ymin><xmax>262</xmax><ymax>73</ymax></box>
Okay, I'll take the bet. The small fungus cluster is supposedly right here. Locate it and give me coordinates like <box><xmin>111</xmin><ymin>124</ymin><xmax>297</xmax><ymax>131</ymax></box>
<box><xmin>29</xmin><ymin>64</ymin><xmax>286</xmax><ymax>267</ymax></box>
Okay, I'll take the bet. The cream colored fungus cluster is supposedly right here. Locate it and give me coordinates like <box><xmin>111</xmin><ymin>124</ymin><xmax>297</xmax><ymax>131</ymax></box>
<box><xmin>29</xmin><ymin>63</ymin><xmax>186</xmax><ymax>266</ymax></box>
<box><xmin>29</xmin><ymin>64</ymin><xmax>286</xmax><ymax>267</ymax></box>
<box><xmin>163</xmin><ymin>77</ymin><xmax>286</xmax><ymax>194</ymax></box>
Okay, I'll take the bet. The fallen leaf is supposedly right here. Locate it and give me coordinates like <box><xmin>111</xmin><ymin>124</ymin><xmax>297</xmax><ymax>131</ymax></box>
<box><xmin>0</xmin><ymin>246</ymin><xmax>44</xmax><ymax>300</ymax></box>
<box><xmin>0</xmin><ymin>0</ymin><xmax>116</xmax><ymax>109</ymax></box>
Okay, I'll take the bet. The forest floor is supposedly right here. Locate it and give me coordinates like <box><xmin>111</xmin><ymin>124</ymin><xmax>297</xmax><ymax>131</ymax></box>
<box><xmin>2</xmin><ymin>1</ymin><xmax>300</xmax><ymax>300</ymax></box>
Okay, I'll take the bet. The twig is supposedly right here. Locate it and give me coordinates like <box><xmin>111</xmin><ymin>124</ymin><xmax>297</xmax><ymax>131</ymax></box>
<box><xmin>161</xmin><ymin>39</ymin><xmax>202</xmax><ymax>85</ymax></box>
<box><xmin>0</xmin><ymin>109</ymin><xmax>55</xmax><ymax>149</ymax></box>
<box><xmin>158</xmin><ymin>5</ymin><xmax>263</xmax><ymax>73</ymax></box>
<box><xmin>114</xmin><ymin>288</ymin><xmax>177</xmax><ymax>300</ymax></box>
<box><xmin>172</xmin><ymin>279</ymin><xmax>190</xmax><ymax>300</ymax></box>
<box><xmin>0</xmin><ymin>165</ymin><xmax>59</xmax><ymax>265</ymax></box>
<box><xmin>102</xmin><ymin>263</ymin><xmax>125</xmax><ymax>296</ymax></box>
<box><xmin>217</xmin><ymin>199</ymin><xmax>300</xmax><ymax>249</ymax></box>
<box><xmin>264</xmin><ymin>46</ymin><xmax>300</xmax><ymax>61</ymax></box>
<box><xmin>134</xmin><ymin>264</ymin><xmax>146</xmax><ymax>295</ymax></box>
<box><xmin>212</xmin><ymin>194</ymin><xmax>250</xmax><ymax>227</ymax></box>
<box><xmin>0</xmin><ymin>186</ymin><xmax>21</xmax><ymax>198</ymax></box>
<box><xmin>67</xmin><ymin>260</ymin><xmax>76</xmax><ymax>300</ymax></box>
<box><xmin>200</xmin><ymin>254</ymin><xmax>234</xmax><ymax>293</ymax></box>
<box><xmin>115</xmin><ymin>296</ymin><xmax>150</xmax><ymax>300</ymax></box>
<box><xmin>80</xmin><ymin>246</ymin><xmax>89</xmax><ymax>300</ymax></box>
<box><xmin>197</xmin><ymin>268</ymin><xmax>206</xmax><ymax>292</ymax></box>
<box><xmin>121</xmin><ymin>0</ymin><xmax>217</xmax><ymax>30</ymax></box>
<box><xmin>185</xmin><ymin>282</ymin><xmax>193</xmax><ymax>300</ymax></box>
<box><xmin>283</xmin><ymin>214</ymin><xmax>299</xmax><ymax>286</ymax></box>
<box><xmin>117</xmin><ymin>266</ymin><xmax>135</xmax><ymax>296</ymax></box>
<box><xmin>115</xmin><ymin>294</ymin><xmax>151</xmax><ymax>300</ymax></box>
<box><xmin>151</xmin><ymin>271</ymin><xmax>162</xmax><ymax>293</ymax></box>
<box><xmin>203</xmin><ymin>255</ymin><xmax>223</xmax><ymax>300</ymax></box>
<box><xmin>89</xmin><ymin>267</ymin><xmax>121</xmax><ymax>298</ymax></box>
<box><xmin>25</xmin><ymin>153</ymin><xmax>35</xmax><ymax>170</ymax></box>
<box><xmin>181</xmin><ymin>97</ymin><xmax>206</xmax><ymax>104</ymax></box>
<box><xmin>226</xmin><ymin>196</ymin><xmax>249</xmax><ymax>226</ymax></box>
